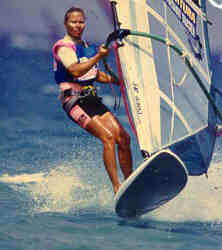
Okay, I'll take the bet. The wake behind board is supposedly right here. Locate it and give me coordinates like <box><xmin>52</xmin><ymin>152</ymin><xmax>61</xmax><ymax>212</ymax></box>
<box><xmin>114</xmin><ymin>150</ymin><xmax>188</xmax><ymax>218</ymax></box>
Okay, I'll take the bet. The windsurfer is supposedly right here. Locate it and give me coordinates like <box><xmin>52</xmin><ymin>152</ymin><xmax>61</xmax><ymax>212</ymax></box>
<box><xmin>52</xmin><ymin>6</ymin><xmax>133</xmax><ymax>194</ymax></box>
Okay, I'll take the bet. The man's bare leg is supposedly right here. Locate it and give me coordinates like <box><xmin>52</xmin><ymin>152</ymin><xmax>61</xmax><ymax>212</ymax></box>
<box><xmin>85</xmin><ymin>114</ymin><xmax>121</xmax><ymax>194</ymax></box>
<box><xmin>118</xmin><ymin>142</ymin><xmax>133</xmax><ymax>180</ymax></box>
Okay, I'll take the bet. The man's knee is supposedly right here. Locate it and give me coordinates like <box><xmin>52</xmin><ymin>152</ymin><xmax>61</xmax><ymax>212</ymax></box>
<box><xmin>100</xmin><ymin>131</ymin><xmax>116</xmax><ymax>145</ymax></box>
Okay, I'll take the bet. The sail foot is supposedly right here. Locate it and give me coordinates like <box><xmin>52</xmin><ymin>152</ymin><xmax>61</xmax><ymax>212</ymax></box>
<box><xmin>141</xmin><ymin>150</ymin><xmax>150</xmax><ymax>160</ymax></box>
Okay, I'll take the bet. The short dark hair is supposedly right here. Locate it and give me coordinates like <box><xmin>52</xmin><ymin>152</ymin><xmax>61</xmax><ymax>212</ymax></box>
<box><xmin>64</xmin><ymin>6</ymin><xmax>85</xmax><ymax>24</ymax></box>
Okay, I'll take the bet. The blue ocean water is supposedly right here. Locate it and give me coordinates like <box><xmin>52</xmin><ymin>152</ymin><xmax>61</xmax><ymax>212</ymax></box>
<box><xmin>1</xmin><ymin>2</ymin><xmax>222</xmax><ymax>250</ymax></box>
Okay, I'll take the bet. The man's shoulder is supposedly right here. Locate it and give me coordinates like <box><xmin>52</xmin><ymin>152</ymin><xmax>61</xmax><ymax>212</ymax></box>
<box><xmin>54</xmin><ymin>38</ymin><xmax>75</xmax><ymax>47</ymax></box>
<box><xmin>52</xmin><ymin>38</ymin><xmax>76</xmax><ymax>54</ymax></box>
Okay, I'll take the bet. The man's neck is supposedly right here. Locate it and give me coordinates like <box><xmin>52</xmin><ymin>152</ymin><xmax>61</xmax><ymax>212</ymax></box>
<box><xmin>64</xmin><ymin>33</ymin><xmax>83</xmax><ymax>44</ymax></box>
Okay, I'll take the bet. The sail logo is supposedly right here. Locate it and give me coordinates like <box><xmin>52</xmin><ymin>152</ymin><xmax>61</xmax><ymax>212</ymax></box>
<box><xmin>164</xmin><ymin>0</ymin><xmax>197</xmax><ymax>38</ymax></box>
<box><xmin>132</xmin><ymin>83</ymin><xmax>144</xmax><ymax>122</ymax></box>
<box><xmin>164</xmin><ymin>0</ymin><xmax>203</xmax><ymax>60</ymax></box>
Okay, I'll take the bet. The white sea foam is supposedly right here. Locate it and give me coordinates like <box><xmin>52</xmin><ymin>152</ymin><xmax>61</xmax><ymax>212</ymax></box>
<box><xmin>0</xmin><ymin>160</ymin><xmax>113</xmax><ymax>215</ymax></box>
<box><xmin>0</xmin><ymin>173</ymin><xmax>45</xmax><ymax>184</ymax></box>
<box><xmin>1</xmin><ymin>155</ymin><xmax>222</xmax><ymax>221</ymax></box>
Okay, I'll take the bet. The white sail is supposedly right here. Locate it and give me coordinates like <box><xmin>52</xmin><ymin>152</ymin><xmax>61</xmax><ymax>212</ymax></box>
<box><xmin>112</xmin><ymin>0</ymin><xmax>217</xmax><ymax>175</ymax></box>
<box><xmin>116</xmin><ymin>0</ymin><xmax>161</xmax><ymax>154</ymax></box>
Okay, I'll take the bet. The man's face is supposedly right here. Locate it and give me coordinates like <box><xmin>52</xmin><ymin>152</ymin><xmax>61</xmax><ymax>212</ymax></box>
<box><xmin>65</xmin><ymin>11</ymin><xmax>86</xmax><ymax>40</ymax></box>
